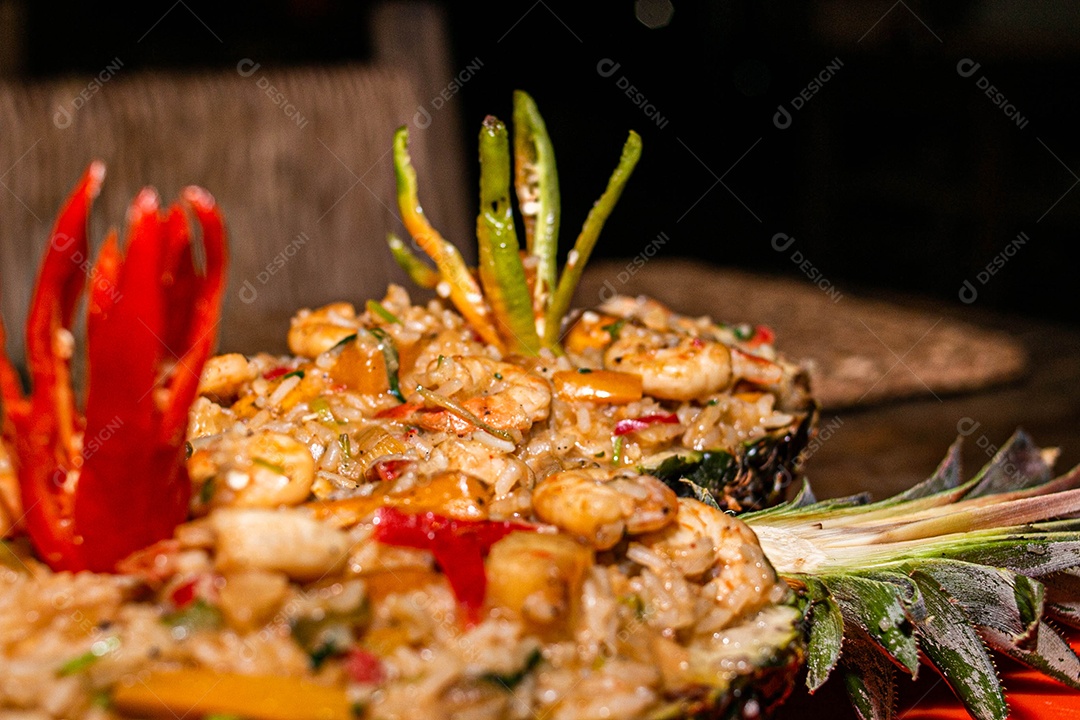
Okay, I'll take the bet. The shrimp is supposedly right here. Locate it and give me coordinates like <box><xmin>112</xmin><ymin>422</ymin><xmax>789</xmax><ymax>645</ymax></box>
<box><xmin>531</xmin><ymin>468</ymin><xmax>678</xmax><ymax>550</ymax></box>
<box><xmin>197</xmin><ymin>353</ymin><xmax>256</xmax><ymax>401</ymax></box>
<box><xmin>639</xmin><ymin>498</ymin><xmax>787</xmax><ymax>628</ymax></box>
<box><xmin>592</xmin><ymin>294</ymin><xmax>789</xmax><ymax>400</ymax></box>
<box><xmin>287</xmin><ymin>301</ymin><xmax>361</xmax><ymax>358</ymax></box>
<box><xmin>604</xmin><ymin>326</ymin><xmax>733</xmax><ymax>402</ymax></box>
<box><xmin>190</xmin><ymin>431</ymin><xmax>315</xmax><ymax>508</ymax></box>
<box><xmin>414</xmin><ymin>355</ymin><xmax>551</xmax><ymax>434</ymax></box>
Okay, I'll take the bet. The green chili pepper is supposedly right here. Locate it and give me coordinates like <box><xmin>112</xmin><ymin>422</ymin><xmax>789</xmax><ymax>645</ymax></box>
<box><xmin>545</xmin><ymin>131</ymin><xmax>642</xmax><ymax>349</ymax></box>
<box><xmin>369</xmin><ymin>327</ymin><xmax>405</xmax><ymax>403</ymax></box>
<box><xmin>386</xmin><ymin>232</ymin><xmax>440</xmax><ymax>289</ymax></box>
<box><xmin>477</xmin><ymin>116</ymin><xmax>541</xmax><ymax>355</ymax></box>
<box><xmin>366</xmin><ymin>299</ymin><xmax>402</xmax><ymax>325</ymax></box>
<box><xmin>603</xmin><ymin>319</ymin><xmax>625</xmax><ymax>341</ymax></box>
<box><xmin>393</xmin><ymin>127</ymin><xmax>504</xmax><ymax>350</ymax></box>
<box><xmin>512</xmin><ymin>90</ymin><xmax>560</xmax><ymax>314</ymax></box>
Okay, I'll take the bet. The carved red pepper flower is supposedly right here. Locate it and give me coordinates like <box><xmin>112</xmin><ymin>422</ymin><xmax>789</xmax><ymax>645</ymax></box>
<box><xmin>0</xmin><ymin>162</ymin><xmax>227</xmax><ymax>572</ymax></box>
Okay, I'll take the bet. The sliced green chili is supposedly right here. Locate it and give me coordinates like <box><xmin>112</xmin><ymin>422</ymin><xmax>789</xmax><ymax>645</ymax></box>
<box><xmin>477</xmin><ymin>116</ymin><xmax>541</xmax><ymax>355</ymax></box>
<box><xmin>369</xmin><ymin>327</ymin><xmax>405</xmax><ymax>403</ymax></box>
<box><xmin>512</xmin><ymin>90</ymin><xmax>560</xmax><ymax>313</ymax></box>
<box><xmin>386</xmin><ymin>232</ymin><xmax>440</xmax><ymax>289</ymax></box>
<box><xmin>393</xmin><ymin>127</ymin><xmax>503</xmax><ymax>350</ymax></box>
<box><xmin>366</xmin><ymin>299</ymin><xmax>402</xmax><ymax>325</ymax></box>
<box><xmin>544</xmin><ymin>131</ymin><xmax>642</xmax><ymax>349</ymax></box>
<box><xmin>612</xmin><ymin>435</ymin><xmax>624</xmax><ymax>465</ymax></box>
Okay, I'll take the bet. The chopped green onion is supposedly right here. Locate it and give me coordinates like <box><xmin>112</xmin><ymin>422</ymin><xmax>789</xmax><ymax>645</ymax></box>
<box><xmin>494</xmin><ymin>372</ymin><xmax>503</xmax><ymax>380</ymax></box>
<box><xmin>282</xmin><ymin>369</ymin><xmax>305</xmax><ymax>381</ymax></box>
<box><xmin>481</xmin><ymin>647</ymin><xmax>542</xmax><ymax>690</ymax></box>
<box><xmin>58</xmin><ymin>636</ymin><xmax>120</xmax><ymax>676</ymax></box>
<box><xmin>603</xmin><ymin>319</ymin><xmax>625</xmax><ymax>341</ymax></box>
<box><xmin>369</xmin><ymin>328</ymin><xmax>406</xmax><ymax>403</ymax></box>
<box><xmin>331</xmin><ymin>333</ymin><xmax>358</xmax><ymax>352</ymax></box>
<box><xmin>339</xmin><ymin>433</ymin><xmax>353</xmax><ymax>460</ymax></box>
<box><xmin>732</xmin><ymin>324</ymin><xmax>753</xmax><ymax>341</ymax></box>
<box><xmin>577</xmin><ymin>367</ymin><xmax>593</xmax><ymax>374</ymax></box>
<box><xmin>366</xmin><ymin>299</ymin><xmax>402</xmax><ymax>325</ymax></box>
<box><xmin>310</xmin><ymin>397</ymin><xmax>338</xmax><ymax>425</ymax></box>
<box><xmin>612</xmin><ymin>436</ymin><xmax>624</xmax><ymax>465</ymax></box>
<box><xmin>199</xmin><ymin>477</ymin><xmax>215</xmax><ymax>505</ymax></box>
<box><xmin>415</xmin><ymin>386</ymin><xmax>515</xmax><ymax>443</ymax></box>
<box><xmin>386</xmin><ymin>232</ymin><xmax>440</xmax><ymax>289</ymax></box>
<box><xmin>163</xmin><ymin>599</ymin><xmax>223</xmax><ymax>635</ymax></box>
<box><xmin>252</xmin><ymin>457</ymin><xmax>286</xmax><ymax>475</ymax></box>
<box><xmin>544</xmin><ymin>131</ymin><xmax>642</xmax><ymax>349</ymax></box>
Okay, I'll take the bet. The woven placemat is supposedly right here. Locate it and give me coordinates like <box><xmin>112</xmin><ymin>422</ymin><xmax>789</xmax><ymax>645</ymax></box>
<box><xmin>577</xmin><ymin>259</ymin><xmax>1028</xmax><ymax>410</ymax></box>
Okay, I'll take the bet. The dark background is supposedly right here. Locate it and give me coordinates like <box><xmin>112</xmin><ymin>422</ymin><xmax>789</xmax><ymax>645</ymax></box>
<box><xmin>5</xmin><ymin>0</ymin><xmax>1078</xmax><ymax>324</ymax></box>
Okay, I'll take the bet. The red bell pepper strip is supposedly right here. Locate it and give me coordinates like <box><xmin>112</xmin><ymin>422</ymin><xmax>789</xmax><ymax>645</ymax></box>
<box><xmin>0</xmin><ymin>163</ymin><xmax>228</xmax><ymax>572</ymax></box>
<box><xmin>613</xmin><ymin>412</ymin><xmax>679</xmax><ymax>436</ymax></box>
<box><xmin>372</xmin><ymin>507</ymin><xmax>536</xmax><ymax>622</ymax></box>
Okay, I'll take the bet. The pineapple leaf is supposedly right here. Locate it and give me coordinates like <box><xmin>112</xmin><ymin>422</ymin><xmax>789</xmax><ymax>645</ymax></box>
<box><xmin>822</xmin><ymin>575</ymin><xmax>920</xmax><ymax>677</ymax></box>
<box><xmin>964</xmin><ymin>429</ymin><xmax>1054</xmax><ymax>499</ymax></box>
<box><xmin>909</xmin><ymin>568</ymin><xmax>1008</xmax><ymax>720</ymax></box>
<box><xmin>929</xmin><ymin>536</ymin><xmax>1080</xmax><ymax>577</ymax></box>
<box><xmin>982</xmin><ymin>621</ymin><xmax>1080</xmax><ymax>691</ymax></box>
<box><xmin>840</xmin><ymin>625</ymin><xmax>898</xmax><ymax>720</ymax></box>
<box><xmin>804</xmin><ymin>578</ymin><xmax>844</xmax><ymax>692</ymax></box>
<box><xmin>908</xmin><ymin>559</ymin><xmax>1043</xmax><ymax>646</ymax></box>
<box><xmin>1043</xmin><ymin>570</ymin><xmax>1080</xmax><ymax>628</ymax></box>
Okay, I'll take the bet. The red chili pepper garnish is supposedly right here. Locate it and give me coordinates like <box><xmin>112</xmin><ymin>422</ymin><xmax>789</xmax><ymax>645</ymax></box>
<box><xmin>170</xmin><ymin>578</ymin><xmax>199</xmax><ymax>609</ymax></box>
<box><xmin>0</xmin><ymin>162</ymin><xmax>228</xmax><ymax>572</ymax></box>
<box><xmin>367</xmin><ymin>458</ymin><xmax>412</xmax><ymax>483</ymax></box>
<box><xmin>262</xmin><ymin>366</ymin><xmax>291</xmax><ymax>380</ymax></box>
<box><xmin>613</xmin><ymin>413</ymin><xmax>680</xmax><ymax>436</ymax></box>
<box><xmin>372</xmin><ymin>507</ymin><xmax>535</xmax><ymax>622</ymax></box>
<box><xmin>344</xmin><ymin>647</ymin><xmax>386</xmax><ymax>685</ymax></box>
<box><xmin>747</xmin><ymin>324</ymin><xmax>775</xmax><ymax>347</ymax></box>
<box><xmin>374</xmin><ymin>400</ymin><xmax>423</xmax><ymax>420</ymax></box>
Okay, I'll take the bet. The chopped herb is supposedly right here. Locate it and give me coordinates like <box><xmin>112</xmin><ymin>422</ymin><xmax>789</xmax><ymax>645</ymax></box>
<box><xmin>366</xmin><ymin>299</ymin><xmax>402</xmax><ymax>325</ymax></box>
<box><xmin>251</xmin><ymin>457</ymin><xmax>286</xmax><ymax>475</ymax></box>
<box><xmin>163</xmin><ymin>598</ymin><xmax>223</xmax><ymax>634</ymax></box>
<box><xmin>351</xmin><ymin>702</ymin><xmax>368</xmax><ymax>718</ymax></box>
<box><xmin>437</xmin><ymin>354</ymin><xmax>445</xmax><ymax>367</ymax></box>
<box><xmin>481</xmin><ymin>647</ymin><xmax>542</xmax><ymax>690</ymax></box>
<box><xmin>577</xmin><ymin>367</ymin><xmax>593</xmax><ymax>374</ymax></box>
<box><xmin>308</xmin><ymin>640</ymin><xmax>342</xmax><ymax>670</ymax></box>
<box><xmin>618</xmin><ymin>593</ymin><xmax>646</xmax><ymax>619</ymax></box>
<box><xmin>282</xmin><ymin>369</ymin><xmax>305</xmax><ymax>381</ymax></box>
<box><xmin>594</xmin><ymin>451</ymin><xmax>605</xmax><ymax>458</ymax></box>
<box><xmin>602</xmin><ymin>319</ymin><xmax>625</xmax><ymax>341</ymax></box>
<box><xmin>494</xmin><ymin>372</ymin><xmax>503</xmax><ymax>380</ymax></box>
<box><xmin>291</xmin><ymin>612</ymin><xmax>361</xmax><ymax>670</ymax></box>
<box><xmin>370</xmin><ymin>327</ymin><xmax>406</xmax><ymax>403</ymax></box>
<box><xmin>199</xmin><ymin>477</ymin><xmax>215</xmax><ymax>505</ymax></box>
<box><xmin>330</xmin><ymin>333</ymin><xmax>358</xmax><ymax>352</ymax></box>
<box><xmin>732</xmin><ymin>324</ymin><xmax>753</xmax><ymax>341</ymax></box>
<box><xmin>310</xmin><ymin>397</ymin><xmax>338</xmax><ymax>425</ymax></box>
<box><xmin>707</xmin><ymin>398</ymin><xmax>719</xmax><ymax>406</ymax></box>
<box><xmin>612</xmin><ymin>436</ymin><xmax>624</xmax><ymax>465</ymax></box>
<box><xmin>339</xmin><ymin>433</ymin><xmax>353</xmax><ymax>460</ymax></box>
<box><xmin>58</xmin><ymin>636</ymin><xmax>120</xmax><ymax>676</ymax></box>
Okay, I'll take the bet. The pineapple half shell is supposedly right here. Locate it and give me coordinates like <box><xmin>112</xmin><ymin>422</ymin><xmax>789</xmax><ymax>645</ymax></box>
<box><xmin>745</xmin><ymin>430</ymin><xmax>1080</xmax><ymax>720</ymax></box>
